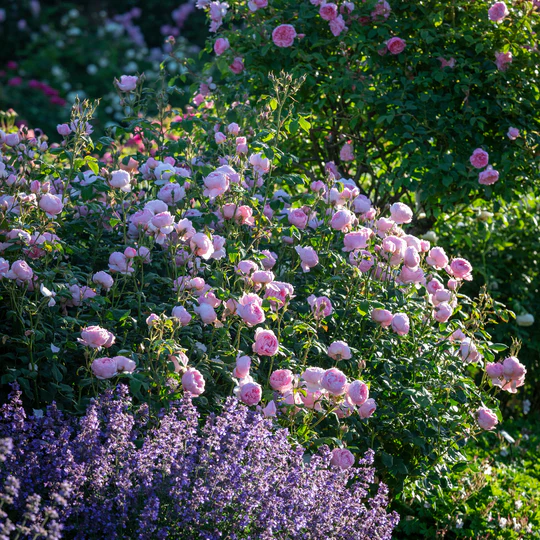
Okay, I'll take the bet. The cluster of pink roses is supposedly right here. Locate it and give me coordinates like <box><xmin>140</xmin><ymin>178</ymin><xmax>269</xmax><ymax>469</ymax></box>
<box><xmin>486</xmin><ymin>356</ymin><xmax>527</xmax><ymax>394</ymax></box>
<box><xmin>469</xmin><ymin>148</ymin><xmax>500</xmax><ymax>186</ymax></box>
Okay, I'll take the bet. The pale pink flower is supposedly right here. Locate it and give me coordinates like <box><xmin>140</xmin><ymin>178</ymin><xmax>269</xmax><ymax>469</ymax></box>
<box><xmin>329</xmin><ymin>14</ymin><xmax>347</xmax><ymax>36</ymax></box>
<box><xmin>92</xmin><ymin>271</ymin><xmax>114</xmax><ymax>290</ymax></box>
<box><xmin>488</xmin><ymin>2</ymin><xmax>509</xmax><ymax>22</ymax></box>
<box><xmin>327</xmin><ymin>341</ymin><xmax>352</xmax><ymax>360</ymax></box>
<box><xmin>39</xmin><ymin>193</ymin><xmax>63</xmax><ymax>216</ymax></box>
<box><xmin>478</xmin><ymin>167</ymin><xmax>499</xmax><ymax>185</ymax></box>
<box><xmin>190</xmin><ymin>232</ymin><xmax>215</xmax><ymax>259</ymax></box>
<box><xmin>347</xmin><ymin>380</ymin><xmax>369</xmax><ymax>405</ymax></box>
<box><xmin>391</xmin><ymin>313</ymin><xmax>410</xmax><ymax>335</ymax></box>
<box><xmin>214</xmin><ymin>37</ymin><xmax>230</xmax><ymax>55</ymax></box>
<box><xmin>507</xmin><ymin>127</ymin><xmax>519</xmax><ymax>140</ymax></box>
<box><xmin>114</xmin><ymin>356</ymin><xmax>136</xmax><ymax>374</ymax></box>
<box><xmin>339</xmin><ymin>142</ymin><xmax>354</xmax><ymax>161</ymax></box>
<box><xmin>79</xmin><ymin>326</ymin><xmax>115</xmax><ymax>349</ymax></box>
<box><xmin>476</xmin><ymin>407</ymin><xmax>498</xmax><ymax>430</ymax></box>
<box><xmin>470</xmin><ymin>148</ymin><xmax>489</xmax><ymax>169</ymax></box>
<box><xmin>321</xmin><ymin>367</ymin><xmax>347</xmax><ymax>395</ymax></box>
<box><xmin>92</xmin><ymin>357</ymin><xmax>118</xmax><ymax>379</ymax></box>
<box><xmin>288</xmin><ymin>208</ymin><xmax>309</xmax><ymax>229</ymax></box>
<box><xmin>239</xmin><ymin>381</ymin><xmax>262</xmax><ymax>405</ymax></box>
<box><xmin>272</xmin><ymin>24</ymin><xmax>297</xmax><ymax>48</ymax></box>
<box><xmin>182</xmin><ymin>368</ymin><xmax>205</xmax><ymax>395</ymax></box>
<box><xmin>426</xmin><ymin>247</ymin><xmax>448</xmax><ymax>269</ymax></box>
<box><xmin>359</xmin><ymin>398</ymin><xmax>377</xmax><ymax>418</ymax></box>
<box><xmin>172</xmin><ymin>306</ymin><xmax>192</xmax><ymax>326</ymax></box>
<box><xmin>320</xmin><ymin>2</ymin><xmax>338</xmax><ymax>20</ymax></box>
<box><xmin>307</xmin><ymin>295</ymin><xmax>333</xmax><ymax>319</ymax></box>
<box><xmin>237</xmin><ymin>293</ymin><xmax>266</xmax><ymax>326</ymax></box>
<box><xmin>343</xmin><ymin>229</ymin><xmax>371</xmax><ymax>251</ymax></box>
<box><xmin>262</xmin><ymin>400</ymin><xmax>277</xmax><ymax>416</ymax></box>
<box><xmin>449</xmin><ymin>258</ymin><xmax>473</xmax><ymax>280</ymax></box>
<box><xmin>386</xmin><ymin>37</ymin><xmax>406</xmax><ymax>55</ymax></box>
<box><xmin>389</xmin><ymin>202</ymin><xmax>413</xmax><ymax>224</ymax></box>
<box><xmin>252</xmin><ymin>328</ymin><xmax>279</xmax><ymax>356</ymax></box>
<box><xmin>330</xmin><ymin>208</ymin><xmax>354</xmax><ymax>232</ymax></box>
<box><xmin>233</xmin><ymin>355</ymin><xmax>251</xmax><ymax>379</ymax></box>
<box><xmin>330</xmin><ymin>448</ymin><xmax>355</xmax><ymax>469</ymax></box>
<box><xmin>270</xmin><ymin>369</ymin><xmax>294</xmax><ymax>393</ymax></box>
<box><xmin>295</xmin><ymin>246</ymin><xmax>319</xmax><ymax>272</ymax></box>
<box><xmin>116</xmin><ymin>75</ymin><xmax>138</xmax><ymax>92</ymax></box>
<box><xmin>302</xmin><ymin>367</ymin><xmax>325</xmax><ymax>392</ymax></box>
<box><xmin>495</xmin><ymin>51</ymin><xmax>512</xmax><ymax>71</ymax></box>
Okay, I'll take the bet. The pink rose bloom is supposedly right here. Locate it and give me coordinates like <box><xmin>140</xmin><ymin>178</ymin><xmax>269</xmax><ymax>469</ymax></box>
<box><xmin>264</xmin><ymin>281</ymin><xmax>295</xmax><ymax>310</ymax></box>
<box><xmin>194</xmin><ymin>303</ymin><xmax>217</xmax><ymax>324</ymax></box>
<box><xmin>320</xmin><ymin>2</ymin><xmax>338</xmax><ymax>20</ymax></box>
<box><xmin>302</xmin><ymin>367</ymin><xmax>326</xmax><ymax>392</ymax></box>
<box><xmin>252</xmin><ymin>270</ymin><xmax>274</xmax><ymax>284</ymax></box>
<box><xmin>215</xmin><ymin>132</ymin><xmax>226</xmax><ymax>144</ymax></box>
<box><xmin>108</xmin><ymin>252</ymin><xmax>134</xmax><ymax>274</ymax></box>
<box><xmin>495</xmin><ymin>51</ymin><xmax>512</xmax><ymax>71</ymax></box>
<box><xmin>478</xmin><ymin>167</ymin><xmax>499</xmax><ymax>186</ymax></box>
<box><xmin>476</xmin><ymin>407</ymin><xmax>498</xmax><ymax>430</ymax></box>
<box><xmin>375</xmin><ymin>217</ymin><xmax>395</xmax><ymax>234</ymax></box>
<box><xmin>158</xmin><ymin>183</ymin><xmax>185</xmax><ymax>204</ymax></box>
<box><xmin>39</xmin><ymin>193</ymin><xmax>63</xmax><ymax>217</ymax></box>
<box><xmin>426</xmin><ymin>247</ymin><xmax>448</xmax><ymax>269</ymax></box>
<box><xmin>190</xmin><ymin>232</ymin><xmax>215</xmax><ymax>260</ymax></box>
<box><xmin>308</xmin><ymin>295</ymin><xmax>333</xmax><ymax>319</ymax></box>
<box><xmin>359</xmin><ymin>398</ymin><xmax>377</xmax><ymax>418</ymax></box>
<box><xmin>237</xmin><ymin>293</ymin><xmax>266</xmax><ymax>326</ymax></box>
<box><xmin>371</xmin><ymin>308</ymin><xmax>393</xmax><ymax>327</ymax></box>
<box><xmin>261</xmin><ymin>250</ymin><xmax>278</xmax><ymax>270</ymax></box>
<box><xmin>486</xmin><ymin>362</ymin><xmax>504</xmax><ymax>380</ymax></box>
<box><xmin>233</xmin><ymin>355</ymin><xmax>251</xmax><ymax>379</ymax></box>
<box><xmin>403</xmin><ymin>246</ymin><xmax>420</xmax><ymax>268</ymax></box>
<box><xmin>502</xmin><ymin>356</ymin><xmax>526</xmax><ymax>380</ymax></box>
<box><xmin>172</xmin><ymin>306</ymin><xmax>192</xmax><ymax>326</ymax></box>
<box><xmin>92</xmin><ymin>271</ymin><xmax>114</xmax><ymax>290</ymax></box>
<box><xmin>252</xmin><ymin>328</ymin><xmax>279</xmax><ymax>356</ymax></box>
<box><xmin>109</xmin><ymin>170</ymin><xmax>131</xmax><ymax>192</ymax></box>
<box><xmin>214</xmin><ymin>37</ymin><xmax>230</xmax><ymax>55</ymax></box>
<box><xmin>288</xmin><ymin>208</ymin><xmax>308</xmax><ymax>229</ymax></box>
<box><xmin>8</xmin><ymin>260</ymin><xmax>33</xmax><ymax>281</ymax></box>
<box><xmin>433</xmin><ymin>302</ymin><xmax>453</xmax><ymax>323</ymax></box>
<box><xmin>450</xmin><ymin>258</ymin><xmax>473</xmax><ymax>280</ymax></box>
<box><xmin>399</xmin><ymin>266</ymin><xmax>425</xmax><ymax>285</ymax></box>
<box><xmin>91</xmin><ymin>357</ymin><xmax>118</xmax><ymax>379</ymax></box>
<box><xmin>182</xmin><ymin>368</ymin><xmax>205</xmax><ymax>396</ymax></box>
<box><xmin>459</xmin><ymin>338</ymin><xmax>481</xmax><ymax>363</ymax></box>
<box><xmin>391</xmin><ymin>313</ymin><xmax>410</xmax><ymax>335</ymax></box>
<box><xmin>79</xmin><ymin>326</ymin><xmax>115</xmax><ymax>349</ymax></box>
<box><xmin>300</xmin><ymin>390</ymin><xmax>323</xmax><ymax>411</ymax></box>
<box><xmin>330</xmin><ymin>208</ymin><xmax>354</xmax><ymax>232</ymax></box>
<box><xmin>321</xmin><ymin>367</ymin><xmax>347</xmax><ymax>395</ymax></box>
<box><xmin>507</xmin><ymin>127</ymin><xmax>519</xmax><ymax>140</ymax></box>
<box><xmin>295</xmin><ymin>246</ymin><xmax>319</xmax><ymax>272</ymax></box>
<box><xmin>236</xmin><ymin>136</ymin><xmax>248</xmax><ymax>154</ymax></box>
<box><xmin>353</xmin><ymin>194</ymin><xmax>372</xmax><ymax>214</ymax></box>
<box><xmin>262</xmin><ymin>400</ymin><xmax>277</xmax><ymax>417</ymax></box>
<box><xmin>438</xmin><ymin>57</ymin><xmax>456</xmax><ymax>69</ymax></box>
<box><xmin>270</xmin><ymin>369</ymin><xmax>294</xmax><ymax>393</ymax></box>
<box><xmin>116</xmin><ymin>75</ymin><xmax>138</xmax><ymax>92</ymax></box>
<box><xmin>432</xmin><ymin>289</ymin><xmax>452</xmax><ymax>305</ymax></box>
<box><xmin>146</xmin><ymin>314</ymin><xmax>160</xmax><ymax>327</ymax></box>
<box><xmin>347</xmin><ymin>380</ymin><xmax>369</xmax><ymax>405</ymax></box>
<box><xmin>386</xmin><ymin>37</ymin><xmax>406</xmax><ymax>55</ymax></box>
<box><xmin>239</xmin><ymin>381</ymin><xmax>263</xmax><ymax>405</ymax></box>
<box><xmin>57</xmin><ymin>123</ymin><xmax>71</xmax><ymax>136</ymax></box>
<box><xmin>469</xmin><ymin>148</ymin><xmax>489</xmax><ymax>169</ymax></box>
<box><xmin>330</xmin><ymin>448</ymin><xmax>355</xmax><ymax>469</ymax></box>
<box><xmin>449</xmin><ymin>329</ymin><xmax>466</xmax><ymax>342</ymax></box>
<box><xmin>249</xmin><ymin>153</ymin><xmax>270</xmax><ymax>175</ymax></box>
<box><xmin>339</xmin><ymin>142</ymin><xmax>354</xmax><ymax>161</ymax></box>
<box><xmin>390</xmin><ymin>202</ymin><xmax>413</xmax><ymax>224</ymax></box>
<box><xmin>343</xmin><ymin>229</ymin><xmax>371</xmax><ymax>251</ymax></box>
<box><xmin>236</xmin><ymin>260</ymin><xmax>259</xmax><ymax>277</ymax></box>
<box><xmin>350</xmin><ymin>250</ymin><xmax>375</xmax><ymax>273</ymax></box>
<box><xmin>227</xmin><ymin>122</ymin><xmax>240</xmax><ymax>135</ymax></box>
<box><xmin>203</xmin><ymin>169</ymin><xmax>230</xmax><ymax>199</ymax></box>
<box><xmin>327</xmin><ymin>341</ymin><xmax>352</xmax><ymax>360</ymax></box>
<box><xmin>488</xmin><ymin>1</ymin><xmax>509</xmax><ymax>22</ymax></box>
<box><xmin>329</xmin><ymin>14</ymin><xmax>347</xmax><ymax>36</ymax></box>
<box><xmin>248</xmin><ymin>0</ymin><xmax>268</xmax><ymax>11</ymax></box>
<box><xmin>114</xmin><ymin>355</ymin><xmax>136</xmax><ymax>374</ymax></box>
<box><xmin>272</xmin><ymin>24</ymin><xmax>297</xmax><ymax>48</ymax></box>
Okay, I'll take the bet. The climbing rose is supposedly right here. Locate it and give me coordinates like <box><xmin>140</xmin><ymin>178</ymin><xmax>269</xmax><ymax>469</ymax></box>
<box><xmin>476</xmin><ymin>407</ymin><xmax>498</xmax><ymax>430</ymax></box>
<box><xmin>488</xmin><ymin>2</ymin><xmax>509</xmax><ymax>22</ymax></box>
<box><xmin>386</xmin><ymin>37</ymin><xmax>406</xmax><ymax>55</ymax></box>
<box><xmin>272</xmin><ymin>24</ymin><xmax>297</xmax><ymax>48</ymax></box>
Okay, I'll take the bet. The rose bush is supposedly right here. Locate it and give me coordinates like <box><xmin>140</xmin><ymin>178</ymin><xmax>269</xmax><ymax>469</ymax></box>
<box><xmin>0</xmin><ymin>76</ymin><xmax>524</xmax><ymax>496</ymax></box>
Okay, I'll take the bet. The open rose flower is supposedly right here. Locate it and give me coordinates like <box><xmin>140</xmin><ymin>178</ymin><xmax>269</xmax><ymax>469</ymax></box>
<box><xmin>330</xmin><ymin>448</ymin><xmax>355</xmax><ymax>469</ymax></box>
<box><xmin>252</xmin><ymin>328</ymin><xmax>279</xmax><ymax>356</ymax></box>
<box><xmin>386</xmin><ymin>37</ymin><xmax>406</xmax><ymax>55</ymax></box>
<box><xmin>272</xmin><ymin>24</ymin><xmax>297</xmax><ymax>48</ymax></box>
<box><xmin>182</xmin><ymin>368</ymin><xmax>206</xmax><ymax>396</ymax></box>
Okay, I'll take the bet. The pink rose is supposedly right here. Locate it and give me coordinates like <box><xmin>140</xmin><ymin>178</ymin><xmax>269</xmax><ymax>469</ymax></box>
<box><xmin>272</xmin><ymin>24</ymin><xmax>297</xmax><ymax>48</ymax></box>
<box><xmin>330</xmin><ymin>208</ymin><xmax>354</xmax><ymax>232</ymax></box>
<box><xmin>109</xmin><ymin>170</ymin><xmax>131</xmax><ymax>192</ymax></box>
<box><xmin>450</xmin><ymin>258</ymin><xmax>473</xmax><ymax>280</ymax></box>
<box><xmin>343</xmin><ymin>229</ymin><xmax>371</xmax><ymax>251</ymax></box>
<box><xmin>469</xmin><ymin>148</ymin><xmax>489</xmax><ymax>169</ymax></box>
<box><xmin>237</xmin><ymin>293</ymin><xmax>266</xmax><ymax>326</ymax></box>
<box><xmin>251</xmin><ymin>270</ymin><xmax>274</xmax><ymax>284</ymax></box>
<box><xmin>233</xmin><ymin>355</ymin><xmax>251</xmax><ymax>379</ymax></box>
<box><xmin>495</xmin><ymin>51</ymin><xmax>512</xmax><ymax>71</ymax></box>
<box><xmin>359</xmin><ymin>398</ymin><xmax>377</xmax><ymax>418</ymax></box>
<box><xmin>214</xmin><ymin>37</ymin><xmax>230</xmax><ymax>56</ymax></box>
<box><xmin>172</xmin><ymin>306</ymin><xmax>192</xmax><ymax>326</ymax></box>
<box><xmin>108</xmin><ymin>252</ymin><xmax>134</xmax><ymax>274</ymax></box>
<box><xmin>320</xmin><ymin>2</ymin><xmax>338</xmax><ymax>20</ymax></box>
<box><xmin>116</xmin><ymin>75</ymin><xmax>138</xmax><ymax>92</ymax></box>
<box><xmin>426</xmin><ymin>247</ymin><xmax>449</xmax><ymax>269</ymax></box>
<box><xmin>327</xmin><ymin>341</ymin><xmax>352</xmax><ymax>360</ymax></box>
<box><xmin>386</xmin><ymin>37</ymin><xmax>406</xmax><ymax>55</ymax></box>
<box><xmin>502</xmin><ymin>356</ymin><xmax>526</xmax><ymax>380</ymax></box>
<box><xmin>295</xmin><ymin>246</ymin><xmax>319</xmax><ymax>272</ymax></box>
<box><xmin>114</xmin><ymin>355</ymin><xmax>136</xmax><ymax>374</ymax></box>
<box><xmin>329</xmin><ymin>14</ymin><xmax>347</xmax><ymax>36</ymax></box>
<box><xmin>478</xmin><ymin>167</ymin><xmax>499</xmax><ymax>185</ymax></box>
<box><xmin>252</xmin><ymin>328</ymin><xmax>279</xmax><ymax>356</ymax></box>
<box><xmin>190</xmin><ymin>232</ymin><xmax>215</xmax><ymax>259</ymax></box>
<box><xmin>264</xmin><ymin>281</ymin><xmax>294</xmax><ymax>310</ymax></box>
<box><xmin>182</xmin><ymin>368</ymin><xmax>205</xmax><ymax>396</ymax></box>
<box><xmin>507</xmin><ymin>127</ymin><xmax>519</xmax><ymax>140</ymax></box>
<box><xmin>371</xmin><ymin>308</ymin><xmax>393</xmax><ymax>327</ymax></box>
<box><xmin>403</xmin><ymin>246</ymin><xmax>420</xmax><ymax>268</ymax></box>
<box><xmin>248</xmin><ymin>0</ymin><xmax>268</xmax><ymax>11</ymax></box>
<box><xmin>56</xmin><ymin>123</ymin><xmax>71</xmax><ymax>136</ymax></box>
<box><xmin>8</xmin><ymin>260</ymin><xmax>33</xmax><ymax>281</ymax></box>
<box><xmin>330</xmin><ymin>448</ymin><xmax>355</xmax><ymax>469</ymax></box>
<box><xmin>476</xmin><ymin>407</ymin><xmax>498</xmax><ymax>430</ymax></box>
<box><xmin>239</xmin><ymin>381</ymin><xmax>262</xmax><ymax>405</ymax></box>
<box><xmin>39</xmin><ymin>193</ymin><xmax>64</xmax><ymax>217</ymax></box>
<box><xmin>433</xmin><ymin>302</ymin><xmax>453</xmax><ymax>323</ymax></box>
<box><xmin>78</xmin><ymin>326</ymin><xmax>115</xmax><ymax>349</ymax></box>
<box><xmin>321</xmin><ymin>367</ymin><xmax>347</xmax><ymax>395</ymax></box>
<box><xmin>459</xmin><ymin>338</ymin><xmax>481</xmax><ymax>363</ymax></box>
<box><xmin>389</xmin><ymin>202</ymin><xmax>413</xmax><ymax>224</ymax></box>
<box><xmin>307</xmin><ymin>295</ymin><xmax>333</xmax><ymax>319</ymax></box>
<box><xmin>486</xmin><ymin>362</ymin><xmax>504</xmax><ymax>380</ymax></box>
<box><xmin>353</xmin><ymin>194</ymin><xmax>372</xmax><ymax>214</ymax></box>
<box><xmin>91</xmin><ymin>357</ymin><xmax>118</xmax><ymax>379</ymax></box>
<box><xmin>288</xmin><ymin>208</ymin><xmax>309</xmax><ymax>229</ymax></box>
<box><xmin>488</xmin><ymin>1</ymin><xmax>509</xmax><ymax>22</ymax></box>
<box><xmin>347</xmin><ymin>380</ymin><xmax>369</xmax><ymax>405</ymax></box>
<box><xmin>302</xmin><ymin>367</ymin><xmax>325</xmax><ymax>392</ymax></box>
<box><xmin>158</xmin><ymin>183</ymin><xmax>185</xmax><ymax>205</ymax></box>
<box><xmin>262</xmin><ymin>400</ymin><xmax>277</xmax><ymax>417</ymax></box>
<box><xmin>261</xmin><ymin>250</ymin><xmax>278</xmax><ymax>269</ymax></box>
<box><xmin>194</xmin><ymin>303</ymin><xmax>217</xmax><ymax>324</ymax></box>
<box><xmin>391</xmin><ymin>313</ymin><xmax>410</xmax><ymax>335</ymax></box>
<box><xmin>203</xmin><ymin>169</ymin><xmax>230</xmax><ymax>198</ymax></box>
<box><xmin>215</xmin><ymin>131</ymin><xmax>226</xmax><ymax>144</ymax></box>
<box><xmin>339</xmin><ymin>142</ymin><xmax>354</xmax><ymax>161</ymax></box>
<box><xmin>92</xmin><ymin>271</ymin><xmax>114</xmax><ymax>290</ymax></box>
<box><xmin>270</xmin><ymin>369</ymin><xmax>294</xmax><ymax>393</ymax></box>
